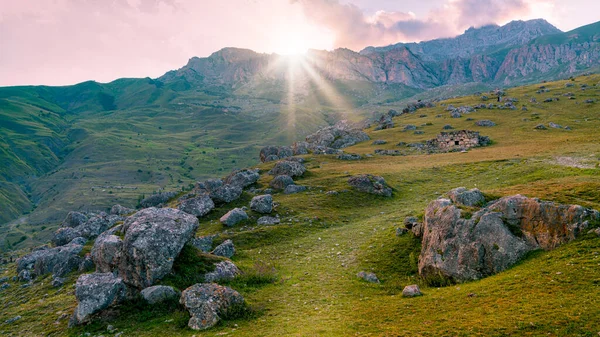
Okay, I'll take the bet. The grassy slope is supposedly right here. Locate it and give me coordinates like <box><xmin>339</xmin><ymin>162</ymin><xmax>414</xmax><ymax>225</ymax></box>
<box><xmin>2</xmin><ymin>75</ymin><xmax>600</xmax><ymax>336</ymax></box>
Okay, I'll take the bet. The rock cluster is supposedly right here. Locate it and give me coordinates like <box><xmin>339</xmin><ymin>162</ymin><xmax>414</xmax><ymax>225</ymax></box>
<box><xmin>348</xmin><ymin>175</ymin><xmax>392</xmax><ymax>197</ymax></box>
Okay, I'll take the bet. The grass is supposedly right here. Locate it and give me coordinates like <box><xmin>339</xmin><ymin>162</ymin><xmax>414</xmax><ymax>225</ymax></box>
<box><xmin>1</xmin><ymin>74</ymin><xmax>600</xmax><ymax>336</ymax></box>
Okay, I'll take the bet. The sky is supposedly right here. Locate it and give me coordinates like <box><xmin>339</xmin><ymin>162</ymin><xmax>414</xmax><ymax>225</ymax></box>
<box><xmin>0</xmin><ymin>0</ymin><xmax>598</xmax><ymax>86</ymax></box>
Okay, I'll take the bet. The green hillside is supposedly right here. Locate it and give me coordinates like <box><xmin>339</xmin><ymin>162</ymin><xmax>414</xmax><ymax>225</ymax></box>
<box><xmin>1</xmin><ymin>74</ymin><xmax>600</xmax><ymax>336</ymax></box>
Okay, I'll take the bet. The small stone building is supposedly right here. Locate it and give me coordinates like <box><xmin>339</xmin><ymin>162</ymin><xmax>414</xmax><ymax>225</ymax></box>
<box><xmin>428</xmin><ymin>130</ymin><xmax>490</xmax><ymax>152</ymax></box>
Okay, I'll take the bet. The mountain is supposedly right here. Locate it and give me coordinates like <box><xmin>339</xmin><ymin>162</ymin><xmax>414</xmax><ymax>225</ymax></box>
<box><xmin>1</xmin><ymin>19</ymin><xmax>600</xmax><ymax>250</ymax></box>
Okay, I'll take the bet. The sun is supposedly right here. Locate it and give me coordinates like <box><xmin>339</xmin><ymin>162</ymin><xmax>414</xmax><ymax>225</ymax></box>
<box><xmin>273</xmin><ymin>36</ymin><xmax>310</xmax><ymax>56</ymax></box>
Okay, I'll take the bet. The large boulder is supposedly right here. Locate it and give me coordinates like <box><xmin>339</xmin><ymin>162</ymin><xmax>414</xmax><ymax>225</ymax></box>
<box><xmin>52</xmin><ymin>227</ymin><xmax>81</xmax><ymax>247</ymax></box>
<box><xmin>190</xmin><ymin>235</ymin><xmax>216</xmax><ymax>253</ymax></box>
<box><xmin>305</xmin><ymin>121</ymin><xmax>370</xmax><ymax>149</ymax></box>
<box><xmin>17</xmin><ymin>239</ymin><xmax>84</xmax><ymax>278</ymax></box>
<box><xmin>224</xmin><ymin>169</ymin><xmax>260</xmax><ymax>188</ymax></box>
<box><xmin>447</xmin><ymin>187</ymin><xmax>485</xmax><ymax>207</ymax></box>
<box><xmin>69</xmin><ymin>273</ymin><xmax>125</xmax><ymax>326</ymax></box>
<box><xmin>180</xmin><ymin>283</ymin><xmax>245</xmax><ymax>330</ymax></box>
<box><xmin>211</xmin><ymin>239</ymin><xmax>235</xmax><ymax>258</ymax></box>
<box><xmin>196</xmin><ymin>178</ymin><xmax>223</xmax><ymax>192</ymax></box>
<box><xmin>140</xmin><ymin>192</ymin><xmax>177</xmax><ymax>208</ymax></box>
<box><xmin>270</xmin><ymin>175</ymin><xmax>294</xmax><ymax>190</ymax></box>
<box><xmin>118</xmin><ymin>208</ymin><xmax>199</xmax><ymax>289</ymax></box>
<box><xmin>260</xmin><ymin>146</ymin><xmax>293</xmax><ymax>163</ymax></box>
<box><xmin>62</xmin><ymin>211</ymin><xmax>89</xmax><ymax>228</ymax></box>
<box><xmin>418</xmin><ymin>194</ymin><xmax>600</xmax><ymax>283</ymax></box>
<box><xmin>178</xmin><ymin>194</ymin><xmax>215</xmax><ymax>217</ymax></box>
<box><xmin>141</xmin><ymin>285</ymin><xmax>181</xmax><ymax>305</ymax></box>
<box><xmin>210</xmin><ymin>184</ymin><xmax>243</xmax><ymax>204</ymax></box>
<box><xmin>292</xmin><ymin>141</ymin><xmax>310</xmax><ymax>155</ymax></box>
<box><xmin>220</xmin><ymin>208</ymin><xmax>248</xmax><ymax>227</ymax></box>
<box><xmin>250</xmin><ymin>195</ymin><xmax>273</xmax><ymax>214</ymax></box>
<box><xmin>52</xmin><ymin>212</ymin><xmax>122</xmax><ymax>246</ymax></box>
<box><xmin>268</xmin><ymin>161</ymin><xmax>306</xmax><ymax>178</ymax></box>
<box><xmin>91</xmin><ymin>229</ymin><xmax>123</xmax><ymax>273</ymax></box>
<box><xmin>204</xmin><ymin>261</ymin><xmax>241</xmax><ymax>282</ymax></box>
<box><xmin>283</xmin><ymin>185</ymin><xmax>307</xmax><ymax>194</ymax></box>
<box><xmin>348</xmin><ymin>175</ymin><xmax>392</xmax><ymax>197</ymax></box>
<box><xmin>110</xmin><ymin>204</ymin><xmax>134</xmax><ymax>216</ymax></box>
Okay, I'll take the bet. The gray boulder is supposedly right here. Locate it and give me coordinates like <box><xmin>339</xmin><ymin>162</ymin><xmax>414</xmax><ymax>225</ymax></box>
<box><xmin>220</xmin><ymin>208</ymin><xmax>248</xmax><ymax>227</ymax></box>
<box><xmin>284</xmin><ymin>185</ymin><xmax>307</xmax><ymax>194</ymax></box>
<box><xmin>260</xmin><ymin>146</ymin><xmax>293</xmax><ymax>163</ymax></box>
<box><xmin>91</xmin><ymin>231</ymin><xmax>123</xmax><ymax>273</ymax></box>
<box><xmin>535</xmin><ymin>124</ymin><xmax>548</xmax><ymax>130</ymax></box>
<box><xmin>180</xmin><ymin>283</ymin><xmax>245</xmax><ymax>330</ymax></box>
<box><xmin>196</xmin><ymin>178</ymin><xmax>223</xmax><ymax>192</ymax></box>
<box><xmin>250</xmin><ymin>195</ymin><xmax>273</xmax><ymax>214</ymax></box>
<box><xmin>549</xmin><ymin>122</ymin><xmax>563</xmax><ymax>129</ymax></box>
<box><xmin>78</xmin><ymin>213</ymin><xmax>121</xmax><ymax>239</ymax></box>
<box><xmin>257</xmin><ymin>216</ymin><xmax>280</xmax><ymax>225</ymax></box>
<box><xmin>348</xmin><ymin>175</ymin><xmax>392</xmax><ymax>197</ymax></box>
<box><xmin>475</xmin><ymin>120</ymin><xmax>496</xmax><ymax>127</ymax></box>
<box><xmin>141</xmin><ymin>285</ymin><xmax>181</xmax><ymax>305</ymax></box>
<box><xmin>140</xmin><ymin>192</ymin><xmax>177</xmax><ymax>208</ymax></box>
<box><xmin>292</xmin><ymin>141</ymin><xmax>310</xmax><ymax>155</ymax></box>
<box><xmin>269</xmin><ymin>160</ymin><xmax>306</xmax><ymax>178</ymax></box>
<box><xmin>372</xmin><ymin>140</ymin><xmax>387</xmax><ymax>145</ymax></box>
<box><xmin>270</xmin><ymin>175</ymin><xmax>294</xmax><ymax>190</ymax></box>
<box><xmin>62</xmin><ymin>211</ymin><xmax>89</xmax><ymax>228</ymax></box>
<box><xmin>190</xmin><ymin>235</ymin><xmax>216</xmax><ymax>253</ymax></box>
<box><xmin>402</xmin><ymin>284</ymin><xmax>422</xmax><ymax>297</ymax></box>
<box><xmin>447</xmin><ymin>187</ymin><xmax>485</xmax><ymax>207</ymax></box>
<box><xmin>357</xmin><ymin>271</ymin><xmax>380</xmax><ymax>283</ymax></box>
<box><xmin>52</xmin><ymin>227</ymin><xmax>81</xmax><ymax>247</ymax></box>
<box><xmin>224</xmin><ymin>169</ymin><xmax>260</xmax><ymax>188</ymax></box>
<box><xmin>69</xmin><ymin>273</ymin><xmax>125</xmax><ymax>326</ymax></box>
<box><xmin>210</xmin><ymin>184</ymin><xmax>243</xmax><ymax>204</ymax></box>
<box><xmin>337</xmin><ymin>153</ymin><xmax>362</xmax><ymax>161</ymax></box>
<box><xmin>178</xmin><ymin>194</ymin><xmax>215</xmax><ymax>217</ymax></box>
<box><xmin>17</xmin><ymin>239</ymin><xmax>84</xmax><ymax>279</ymax></box>
<box><xmin>118</xmin><ymin>208</ymin><xmax>199</xmax><ymax>289</ymax></box>
<box><xmin>211</xmin><ymin>239</ymin><xmax>235</xmax><ymax>258</ymax></box>
<box><xmin>204</xmin><ymin>261</ymin><xmax>241</xmax><ymax>282</ymax></box>
<box><xmin>52</xmin><ymin>277</ymin><xmax>65</xmax><ymax>288</ymax></box>
<box><xmin>110</xmin><ymin>204</ymin><xmax>134</xmax><ymax>216</ymax></box>
<box><xmin>305</xmin><ymin>121</ymin><xmax>370</xmax><ymax>150</ymax></box>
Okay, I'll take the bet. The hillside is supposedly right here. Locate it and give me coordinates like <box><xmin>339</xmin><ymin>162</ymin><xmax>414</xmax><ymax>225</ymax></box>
<box><xmin>1</xmin><ymin>74</ymin><xmax>600</xmax><ymax>336</ymax></box>
<box><xmin>1</xmin><ymin>19</ymin><xmax>600</xmax><ymax>251</ymax></box>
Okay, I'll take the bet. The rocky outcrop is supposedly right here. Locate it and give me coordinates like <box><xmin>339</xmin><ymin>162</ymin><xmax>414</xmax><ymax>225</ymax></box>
<box><xmin>418</xmin><ymin>193</ymin><xmax>599</xmax><ymax>283</ymax></box>
<box><xmin>268</xmin><ymin>160</ymin><xmax>306</xmax><ymax>178</ymax></box>
<box><xmin>348</xmin><ymin>175</ymin><xmax>392</xmax><ymax>197</ymax></box>
<box><xmin>110</xmin><ymin>204</ymin><xmax>134</xmax><ymax>216</ymax></box>
<box><xmin>260</xmin><ymin>146</ymin><xmax>293</xmax><ymax>163</ymax></box>
<box><xmin>17</xmin><ymin>238</ymin><xmax>85</xmax><ymax>279</ymax></box>
<box><xmin>180</xmin><ymin>283</ymin><xmax>245</xmax><ymax>330</ymax></box>
<box><xmin>52</xmin><ymin>212</ymin><xmax>122</xmax><ymax>246</ymax></box>
<box><xmin>62</xmin><ymin>211</ymin><xmax>89</xmax><ymax>228</ymax></box>
<box><xmin>118</xmin><ymin>208</ymin><xmax>199</xmax><ymax>289</ymax></box>
<box><xmin>140</xmin><ymin>192</ymin><xmax>177</xmax><ymax>208</ymax></box>
<box><xmin>178</xmin><ymin>194</ymin><xmax>215</xmax><ymax>217</ymax></box>
<box><xmin>91</xmin><ymin>229</ymin><xmax>123</xmax><ymax>273</ymax></box>
<box><xmin>305</xmin><ymin>121</ymin><xmax>370</xmax><ymax>151</ymax></box>
<box><xmin>190</xmin><ymin>235</ymin><xmax>216</xmax><ymax>253</ymax></box>
<box><xmin>69</xmin><ymin>273</ymin><xmax>125</xmax><ymax>326</ymax></box>
<box><xmin>447</xmin><ymin>187</ymin><xmax>485</xmax><ymax>207</ymax></box>
<box><xmin>141</xmin><ymin>285</ymin><xmax>181</xmax><ymax>305</ymax></box>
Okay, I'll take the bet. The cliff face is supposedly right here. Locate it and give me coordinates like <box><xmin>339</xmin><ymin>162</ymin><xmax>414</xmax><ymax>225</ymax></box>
<box><xmin>159</xmin><ymin>20</ymin><xmax>600</xmax><ymax>91</ymax></box>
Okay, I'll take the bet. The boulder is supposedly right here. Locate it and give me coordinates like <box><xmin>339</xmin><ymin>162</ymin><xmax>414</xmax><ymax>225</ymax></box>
<box><xmin>78</xmin><ymin>213</ymin><xmax>121</xmax><ymax>239</ymax></box>
<box><xmin>91</xmin><ymin>231</ymin><xmax>123</xmax><ymax>273</ymax></box>
<box><xmin>52</xmin><ymin>277</ymin><xmax>65</xmax><ymax>288</ymax></box>
<box><xmin>283</xmin><ymin>185</ymin><xmax>307</xmax><ymax>194</ymax></box>
<box><xmin>220</xmin><ymin>208</ymin><xmax>248</xmax><ymax>227</ymax></box>
<box><xmin>257</xmin><ymin>216</ymin><xmax>280</xmax><ymax>225</ymax></box>
<box><xmin>211</xmin><ymin>239</ymin><xmax>235</xmax><ymax>258</ymax></box>
<box><xmin>62</xmin><ymin>211</ymin><xmax>89</xmax><ymax>228</ymax></box>
<box><xmin>447</xmin><ymin>187</ymin><xmax>485</xmax><ymax>207</ymax></box>
<box><xmin>372</xmin><ymin>140</ymin><xmax>387</xmax><ymax>145</ymax></box>
<box><xmin>250</xmin><ymin>195</ymin><xmax>273</xmax><ymax>214</ymax></box>
<box><xmin>292</xmin><ymin>141</ymin><xmax>310</xmax><ymax>155</ymax></box>
<box><xmin>110</xmin><ymin>204</ymin><xmax>134</xmax><ymax>216</ymax></box>
<box><xmin>204</xmin><ymin>261</ymin><xmax>241</xmax><ymax>282</ymax></box>
<box><xmin>475</xmin><ymin>120</ymin><xmax>496</xmax><ymax>127</ymax></box>
<box><xmin>549</xmin><ymin>122</ymin><xmax>563</xmax><ymax>129</ymax></box>
<box><xmin>141</xmin><ymin>285</ymin><xmax>181</xmax><ymax>305</ymax></box>
<box><xmin>196</xmin><ymin>178</ymin><xmax>223</xmax><ymax>192</ymax></box>
<box><xmin>17</xmin><ymin>239</ymin><xmax>85</xmax><ymax>279</ymax></box>
<box><xmin>305</xmin><ymin>121</ymin><xmax>370</xmax><ymax>150</ymax></box>
<box><xmin>190</xmin><ymin>235</ymin><xmax>216</xmax><ymax>253</ymax></box>
<box><xmin>337</xmin><ymin>153</ymin><xmax>362</xmax><ymax>161</ymax></box>
<box><xmin>224</xmin><ymin>169</ymin><xmax>260</xmax><ymax>188</ymax></box>
<box><xmin>396</xmin><ymin>228</ymin><xmax>409</xmax><ymax>236</ymax></box>
<box><xmin>52</xmin><ymin>227</ymin><xmax>81</xmax><ymax>247</ymax></box>
<box><xmin>269</xmin><ymin>160</ymin><xmax>306</xmax><ymax>177</ymax></box>
<box><xmin>402</xmin><ymin>284</ymin><xmax>422</xmax><ymax>297</ymax></box>
<box><xmin>140</xmin><ymin>192</ymin><xmax>177</xmax><ymax>208</ymax></box>
<box><xmin>442</xmin><ymin>124</ymin><xmax>454</xmax><ymax>130</ymax></box>
<box><xmin>270</xmin><ymin>175</ymin><xmax>294</xmax><ymax>190</ymax></box>
<box><xmin>259</xmin><ymin>146</ymin><xmax>293</xmax><ymax>163</ymax></box>
<box><xmin>79</xmin><ymin>253</ymin><xmax>95</xmax><ymax>272</ymax></box>
<box><xmin>118</xmin><ymin>208</ymin><xmax>199</xmax><ymax>289</ymax></box>
<box><xmin>69</xmin><ymin>273</ymin><xmax>125</xmax><ymax>326</ymax></box>
<box><xmin>357</xmin><ymin>271</ymin><xmax>380</xmax><ymax>283</ymax></box>
<box><xmin>374</xmin><ymin>114</ymin><xmax>394</xmax><ymax>130</ymax></box>
<box><xmin>180</xmin><ymin>283</ymin><xmax>245</xmax><ymax>330</ymax></box>
<box><xmin>210</xmin><ymin>184</ymin><xmax>243</xmax><ymax>204</ymax></box>
<box><xmin>178</xmin><ymin>194</ymin><xmax>215</xmax><ymax>217</ymax></box>
<box><xmin>348</xmin><ymin>175</ymin><xmax>392</xmax><ymax>197</ymax></box>
<box><xmin>535</xmin><ymin>124</ymin><xmax>548</xmax><ymax>130</ymax></box>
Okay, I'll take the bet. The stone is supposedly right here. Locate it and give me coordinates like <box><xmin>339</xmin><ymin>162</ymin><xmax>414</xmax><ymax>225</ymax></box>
<box><xmin>374</xmin><ymin>114</ymin><xmax>394</xmax><ymax>130</ymax></box>
<box><xmin>62</xmin><ymin>211</ymin><xmax>89</xmax><ymax>228</ymax></box>
<box><xmin>17</xmin><ymin>240</ymin><xmax>84</xmax><ymax>279</ymax></box>
<box><xmin>402</xmin><ymin>285</ymin><xmax>422</xmax><ymax>297</ymax></box>
<box><xmin>372</xmin><ymin>140</ymin><xmax>387</xmax><ymax>145</ymax></box>
<box><xmin>204</xmin><ymin>261</ymin><xmax>241</xmax><ymax>282</ymax></box>
<box><xmin>17</xmin><ymin>269</ymin><xmax>32</xmax><ymax>282</ymax></box>
<box><xmin>178</xmin><ymin>194</ymin><xmax>215</xmax><ymax>217</ymax></box>
<box><xmin>305</xmin><ymin>120</ymin><xmax>370</xmax><ymax>150</ymax></box>
<box><xmin>447</xmin><ymin>187</ymin><xmax>485</xmax><ymax>207</ymax></box>
<box><xmin>475</xmin><ymin>120</ymin><xmax>496</xmax><ymax>127</ymax></box>
<box><xmin>443</xmin><ymin>125</ymin><xmax>454</xmax><ymax>130</ymax></box>
<box><xmin>348</xmin><ymin>175</ymin><xmax>392</xmax><ymax>197</ymax></box>
<box><xmin>337</xmin><ymin>153</ymin><xmax>362</xmax><ymax>161</ymax></box>
<box><xmin>52</xmin><ymin>277</ymin><xmax>65</xmax><ymax>288</ymax></box>
<box><xmin>549</xmin><ymin>122</ymin><xmax>563</xmax><ymax>129</ymax></box>
<box><xmin>140</xmin><ymin>192</ymin><xmax>177</xmax><ymax>208</ymax></box>
<box><xmin>190</xmin><ymin>235</ymin><xmax>216</xmax><ymax>253</ymax></box>
<box><xmin>5</xmin><ymin>316</ymin><xmax>21</xmax><ymax>324</ymax></box>
<box><xmin>70</xmin><ymin>273</ymin><xmax>125</xmax><ymax>326</ymax></box>
<box><xmin>270</xmin><ymin>175</ymin><xmax>295</xmax><ymax>190</ymax></box>
<box><xmin>211</xmin><ymin>240</ymin><xmax>235</xmax><ymax>258</ymax></box>
<box><xmin>118</xmin><ymin>208</ymin><xmax>199</xmax><ymax>289</ymax></box>
<box><xmin>403</xmin><ymin>125</ymin><xmax>417</xmax><ymax>131</ymax></box>
<box><xmin>257</xmin><ymin>216</ymin><xmax>281</xmax><ymax>225</ymax></box>
<box><xmin>180</xmin><ymin>283</ymin><xmax>245</xmax><ymax>330</ymax></box>
<box><xmin>110</xmin><ymin>204</ymin><xmax>134</xmax><ymax>216</ymax></box>
<box><xmin>357</xmin><ymin>271</ymin><xmax>380</xmax><ymax>283</ymax></box>
<box><xmin>250</xmin><ymin>195</ymin><xmax>273</xmax><ymax>214</ymax></box>
<box><xmin>196</xmin><ymin>178</ymin><xmax>223</xmax><ymax>192</ymax></box>
<box><xmin>396</xmin><ymin>228</ymin><xmax>409</xmax><ymax>236</ymax></box>
<box><xmin>292</xmin><ymin>141</ymin><xmax>310</xmax><ymax>155</ymax></box>
<box><xmin>375</xmin><ymin>149</ymin><xmax>401</xmax><ymax>156</ymax></box>
<box><xmin>220</xmin><ymin>208</ymin><xmax>248</xmax><ymax>227</ymax></box>
<box><xmin>210</xmin><ymin>184</ymin><xmax>243</xmax><ymax>204</ymax></box>
<box><xmin>283</xmin><ymin>185</ymin><xmax>307</xmax><ymax>194</ymax></box>
<box><xmin>52</xmin><ymin>227</ymin><xmax>81</xmax><ymax>247</ymax></box>
<box><xmin>259</xmin><ymin>146</ymin><xmax>293</xmax><ymax>163</ymax></box>
<box><xmin>414</xmin><ymin>131</ymin><xmax>425</xmax><ymax>135</ymax></box>
<box><xmin>224</xmin><ymin>169</ymin><xmax>260</xmax><ymax>188</ymax></box>
<box><xmin>79</xmin><ymin>253</ymin><xmax>95</xmax><ymax>272</ymax></box>
<box><xmin>92</xmin><ymin>231</ymin><xmax>123</xmax><ymax>273</ymax></box>
<box><xmin>141</xmin><ymin>285</ymin><xmax>181</xmax><ymax>305</ymax></box>
<box><xmin>535</xmin><ymin>124</ymin><xmax>548</xmax><ymax>130</ymax></box>
<box><xmin>269</xmin><ymin>160</ymin><xmax>306</xmax><ymax>177</ymax></box>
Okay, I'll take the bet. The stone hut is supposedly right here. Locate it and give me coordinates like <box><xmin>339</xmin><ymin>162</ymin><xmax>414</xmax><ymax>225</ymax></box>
<box><xmin>428</xmin><ymin>130</ymin><xmax>490</xmax><ymax>152</ymax></box>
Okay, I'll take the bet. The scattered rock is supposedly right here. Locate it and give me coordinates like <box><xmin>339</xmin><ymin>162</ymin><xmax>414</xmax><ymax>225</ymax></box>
<box><xmin>403</xmin><ymin>125</ymin><xmax>417</xmax><ymax>131</ymax></box>
<box><xmin>402</xmin><ymin>285</ymin><xmax>422</xmax><ymax>297</ymax></box>
<box><xmin>220</xmin><ymin>208</ymin><xmax>248</xmax><ymax>227</ymax></box>
<box><xmin>178</xmin><ymin>194</ymin><xmax>215</xmax><ymax>217</ymax></box>
<box><xmin>204</xmin><ymin>261</ymin><xmax>241</xmax><ymax>282</ymax></box>
<box><xmin>250</xmin><ymin>195</ymin><xmax>273</xmax><ymax>214</ymax></box>
<box><xmin>442</xmin><ymin>125</ymin><xmax>454</xmax><ymax>130</ymax></box>
<box><xmin>357</xmin><ymin>271</ymin><xmax>380</xmax><ymax>283</ymax></box>
<box><xmin>549</xmin><ymin>122</ymin><xmax>563</xmax><ymax>129</ymax></box>
<box><xmin>269</xmin><ymin>161</ymin><xmax>306</xmax><ymax>177</ymax></box>
<box><xmin>190</xmin><ymin>235</ymin><xmax>216</xmax><ymax>253</ymax></box>
<box><xmin>69</xmin><ymin>273</ymin><xmax>126</xmax><ymax>326</ymax></box>
<box><xmin>259</xmin><ymin>146</ymin><xmax>293</xmax><ymax>163</ymax></box>
<box><xmin>180</xmin><ymin>283</ymin><xmax>245</xmax><ymax>330</ymax></box>
<box><xmin>210</xmin><ymin>184</ymin><xmax>243</xmax><ymax>204</ymax></box>
<box><xmin>534</xmin><ymin>124</ymin><xmax>547</xmax><ymax>130</ymax></box>
<box><xmin>270</xmin><ymin>175</ymin><xmax>294</xmax><ymax>190</ymax></box>
<box><xmin>305</xmin><ymin>120</ymin><xmax>370</xmax><ymax>150</ymax></box>
<box><xmin>141</xmin><ymin>285</ymin><xmax>181</xmax><ymax>305</ymax></box>
<box><xmin>447</xmin><ymin>187</ymin><xmax>485</xmax><ymax>207</ymax></box>
<box><xmin>119</xmin><ymin>208</ymin><xmax>199</xmax><ymax>289</ymax></box>
<box><xmin>5</xmin><ymin>316</ymin><xmax>21</xmax><ymax>324</ymax></box>
<box><xmin>52</xmin><ymin>277</ymin><xmax>65</xmax><ymax>288</ymax></box>
<box><xmin>348</xmin><ymin>175</ymin><xmax>392</xmax><ymax>197</ymax></box>
<box><xmin>140</xmin><ymin>192</ymin><xmax>177</xmax><ymax>208</ymax></box>
<box><xmin>374</xmin><ymin>149</ymin><xmax>401</xmax><ymax>156</ymax></box>
<box><xmin>475</xmin><ymin>120</ymin><xmax>496</xmax><ymax>127</ymax></box>
<box><xmin>224</xmin><ymin>169</ymin><xmax>260</xmax><ymax>189</ymax></box>
<box><xmin>110</xmin><ymin>204</ymin><xmax>134</xmax><ymax>216</ymax></box>
<box><xmin>337</xmin><ymin>153</ymin><xmax>362</xmax><ymax>161</ymax></box>
<box><xmin>257</xmin><ymin>216</ymin><xmax>280</xmax><ymax>225</ymax></box>
<box><xmin>372</xmin><ymin>140</ymin><xmax>387</xmax><ymax>145</ymax></box>
<box><xmin>414</xmin><ymin>131</ymin><xmax>425</xmax><ymax>135</ymax></box>
<box><xmin>284</xmin><ymin>185</ymin><xmax>307</xmax><ymax>194</ymax></box>
<box><xmin>211</xmin><ymin>239</ymin><xmax>235</xmax><ymax>258</ymax></box>
<box><xmin>396</xmin><ymin>228</ymin><xmax>408</xmax><ymax>236</ymax></box>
